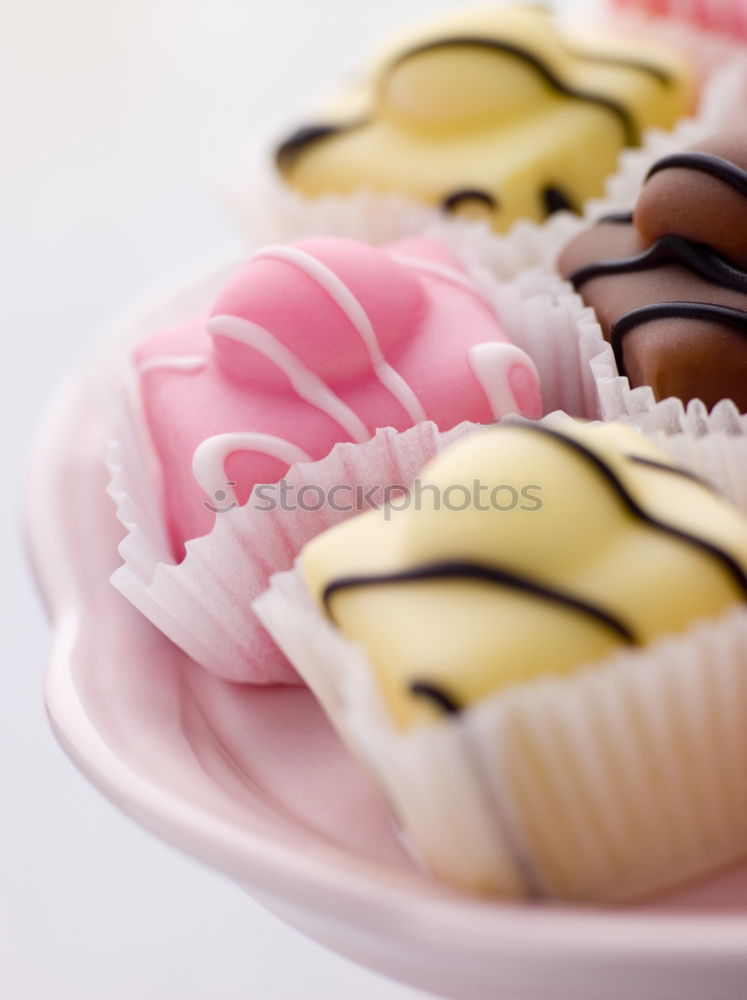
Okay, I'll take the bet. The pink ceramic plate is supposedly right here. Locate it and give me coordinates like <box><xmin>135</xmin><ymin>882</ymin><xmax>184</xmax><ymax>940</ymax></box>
<box><xmin>26</xmin><ymin>259</ymin><xmax>747</xmax><ymax>1000</ymax></box>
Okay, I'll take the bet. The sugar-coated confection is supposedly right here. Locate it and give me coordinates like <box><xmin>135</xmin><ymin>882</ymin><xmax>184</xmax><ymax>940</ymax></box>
<box><xmin>558</xmin><ymin>131</ymin><xmax>747</xmax><ymax>412</ymax></box>
<box><xmin>301</xmin><ymin>420</ymin><xmax>747</xmax><ymax>730</ymax></box>
<box><xmin>136</xmin><ymin>237</ymin><xmax>541</xmax><ymax>557</ymax></box>
<box><xmin>275</xmin><ymin>6</ymin><xmax>695</xmax><ymax>232</ymax></box>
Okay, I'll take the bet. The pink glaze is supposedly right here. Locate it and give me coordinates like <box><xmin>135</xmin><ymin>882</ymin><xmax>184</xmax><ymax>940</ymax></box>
<box><xmin>136</xmin><ymin>237</ymin><xmax>541</xmax><ymax>558</ymax></box>
<box><xmin>613</xmin><ymin>0</ymin><xmax>747</xmax><ymax>36</ymax></box>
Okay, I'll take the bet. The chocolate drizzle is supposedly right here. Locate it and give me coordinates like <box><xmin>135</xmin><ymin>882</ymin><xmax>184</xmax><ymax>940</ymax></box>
<box><xmin>442</xmin><ymin>189</ymin><xmax>498</xmax><ymax>213</ymax></box>
<box><xmin>275</xmin><ymin>122</ymin><xmax>367</xmax><ymax>172</ymax></box>
<box><xmin>387</xmin><ymin>37</ymin><xmax>639</xmax><ymax>145</ymax></box>
<box><xmin>645</xmin><ymin>151</ymin><xmax>747</xmax><ymax>199</ymax></box>
<box><xmin>596</xmin><ymin>211</ymin><xmax>634</xmax><ymax>225</ymax></box>
<box><xmin>627</xmin><ymin>454</ymin><xmax>713</xmax><ymax>490</ymax></box>
<box><xmin>323</xmin><ymin>561</ymin><xmax>637</xmax><ymax>643</ymax></box>
<box><xmin>409</xmin><ymin>681</ymin><xmax>461</xmax><ymax>714</ymax></box>
<box><xmin>562</xmin><ymin>46</ymin><xmax>673</xmax><ymax>87</ymax></box>
<box><xmin>543</xmin><ymin>186</ymin><xmax>576</xmax><ymax>217</ymax></box>
<box><xmin>569</xmin><ymin>235</ymin><xmax>747</xmax><ymax>294</ymax></box>
<box><xmin>322</xmin><ymin>424</ymin><xmax>747</xmax><ymax>657</ymax></box>
<box><xmin>525</xmin><ymin>424</ymin><xmax>747</xmax><ymax>596</ymax></box>
<box><xmin>611</xmin><ymin>302</ymin><xmax>747</xmax><ymax>375</ymax></box>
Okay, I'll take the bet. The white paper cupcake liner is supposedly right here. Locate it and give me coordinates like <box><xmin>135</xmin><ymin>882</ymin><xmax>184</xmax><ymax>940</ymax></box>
<box><xmin>110</xmin><ymin>415</ymin><xmax>473</xmax><ymax>684</ymax></box>
<box><xmin>590</xmin><ymin>341</ymin><xmax>747</xmax><ymax>437</ymax></box>
<box><xmin>254</xmin><ymin>419</ymin><xmax>747</xmax><ymax>900</ymax></box>
<box><xmin>221</xmin><ymin>11</ymin><xmax>747</xmax><ymax>282</ymax></box>
<box><xmin>517</xmin><ymin>275</ymin><xmax>747</xmax><ymax>436</ymax></box>
<box><xmin>107</xmin><ymin>230</ymin><xmax>610</xmax><ymax>686</ymax></box>
<box><xmin>646</xmin><ymin>428</ymin><xmax>747</xmax><ymax>507</ymax></box>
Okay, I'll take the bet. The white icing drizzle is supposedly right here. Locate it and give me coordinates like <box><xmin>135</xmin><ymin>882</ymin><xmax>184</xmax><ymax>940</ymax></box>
<box><xmin>193</xmin><ymin>432</ymin><xmax>312</xmax><ymax>505</ymax></box>
<box><xmin>389</xmin><ymin>253</ymin><xmax>484</xmax><ymax>297</ymax></box>
<box><xmin>253</xmin><ymin>244</ymin><xmax>428</xmax><ymax>424</ymax></box>
<box><xmin>468</xmin><ymin>342</ymin><xmax>539</xmax><ymax>418</ymax></box>
<box><xmin>207</xmin><ymin>315</ymin><xmax>369</xmax><ymax>442</ymax></box>
<box><xmin>139</xmin><ymin>355</ymin><xmax>208</xmax><ymax>374</ymax></box>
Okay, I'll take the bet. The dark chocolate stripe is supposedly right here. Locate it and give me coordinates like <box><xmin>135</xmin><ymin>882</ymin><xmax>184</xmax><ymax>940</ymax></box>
<box><xmin>543</xmin><ymin>186</ymin><xmax>576</xmax><ymax>217</ymax></box>
<box><xmin>569</xmin><ymin>234</ymin><xmax>747</xmax><ymax>294</ymax></box>
<box><xmin>387</xmin><ymin>37</ymin><xmax>639</xmax><ymax>145</ymax></box>
<box><xmin>442</xmin><ymin>188</ymin><xmax>497</xmax><ymax>213</ymax></box>
<box><xmin>275</xmin><ymin>121</ymin><xmax>367</xmax><ymax>173</ymax></box>
<box><xmin>323</xmin><ymin>424</ymin><xmax>747</xmax><ymax>677</ymax></box>
<box><xmin>562</xmin><ymin>46</ymin><xmax>673</xmax><ymax>86</ymax></box>
<box><xmin>611</xmin><ymin>301</ymin><xmax>747</xmax><ymax>375</ymax></box>
<box><xmin>519</xmin><ymin>423</ymin><xmax>747</xmax><ymax>597</ymax></box>
<box><xmin>323</xmin><ymin>561</ymin><xmax>637</xmax><ymax>643</ymax></box>
<box><xmin>645</xmin><ymin>152</ymin><xmax>747</xmax><ymax>199</ymax></box>
<box><xmin>596</xmin><ymin>210</ymin><xmax>634</xmax><ymax>225</ymax></box>
<box><xmin>626</xmin><ymin>454</ymin><xmax>714</xmax><ymax>491</ymax></box>
<box><xmin>409</xmin><ymin>681</ymin><xmax>461</xmax><ymax>714</ymax></box>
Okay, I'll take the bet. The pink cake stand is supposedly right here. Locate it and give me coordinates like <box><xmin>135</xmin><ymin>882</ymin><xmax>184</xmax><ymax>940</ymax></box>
<box><xmin>26</xmin><ymin>256</ymin><xmax>747</xmax><ymax>1000</ymax></box>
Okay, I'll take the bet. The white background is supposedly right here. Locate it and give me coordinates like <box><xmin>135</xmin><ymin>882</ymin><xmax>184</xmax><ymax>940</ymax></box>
<box><xmin>2</xmin><ymin>1</ymin><xmax>592</xmax><ymax>998</ymax></box>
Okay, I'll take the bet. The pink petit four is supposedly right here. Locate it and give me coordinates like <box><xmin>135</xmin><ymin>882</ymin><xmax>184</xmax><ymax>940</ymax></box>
<box><xmin>135</xmin><ymin>236</ymin><xmax>541</xmax><ymax>558</ymax></box>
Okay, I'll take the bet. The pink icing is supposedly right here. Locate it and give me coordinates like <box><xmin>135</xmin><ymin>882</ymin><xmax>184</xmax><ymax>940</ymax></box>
<box><xmin>508</xmin><ymin>362</ymin><xmax>543</xmax><ymax>419</ymax></box>
<box><xmin>612</xmin><ymin>0</ymin><xmax>747</xmax><ymax>35</ymax></box>
<box><xmin>136</xmin><ymin>236</ymin><xmax>541</xmax><ymax>558</ymax></box>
